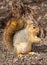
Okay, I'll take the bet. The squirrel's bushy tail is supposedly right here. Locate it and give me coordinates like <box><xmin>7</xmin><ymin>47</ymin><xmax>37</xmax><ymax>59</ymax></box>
<box><xmin>3</xmin><ymin>18</ymin><xmax>24</xmax><ymax>51</ymax></box>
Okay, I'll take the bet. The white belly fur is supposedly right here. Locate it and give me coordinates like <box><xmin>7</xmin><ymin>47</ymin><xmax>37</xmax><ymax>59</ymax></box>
<box><xmin>13</xmin><ymin>28</ymin><xmax>31</xmax><ymax>54</ymax></box>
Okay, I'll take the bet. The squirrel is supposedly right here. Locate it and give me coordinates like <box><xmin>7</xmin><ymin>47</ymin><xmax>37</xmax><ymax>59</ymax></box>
<box><xmin>3</xmin><ymin>18</ymin><xmax>41</xmax><ymax>56</ymax></box>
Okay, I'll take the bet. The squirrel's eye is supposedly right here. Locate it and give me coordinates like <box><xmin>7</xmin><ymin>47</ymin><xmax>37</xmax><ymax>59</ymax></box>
<box><xmin>33</xmin><ymin>26</ymin><xmax>35</xmax><ymax>29</ymax></box>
